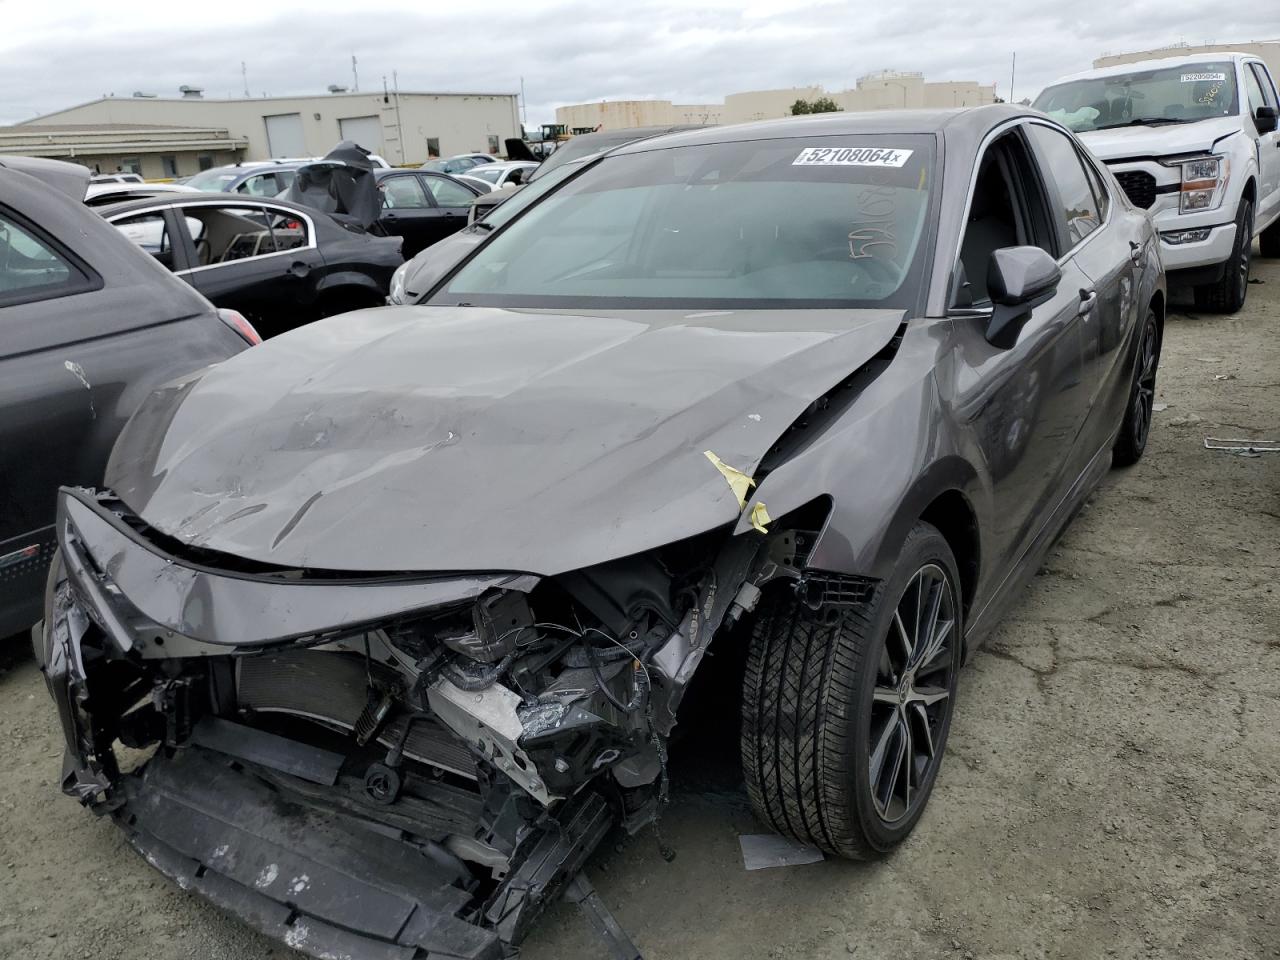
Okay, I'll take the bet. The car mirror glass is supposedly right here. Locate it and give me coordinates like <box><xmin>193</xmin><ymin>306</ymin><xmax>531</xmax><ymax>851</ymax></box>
<box><xmin>984</xmin><ymin>246</ymin><xmax>1061</xmax><ymax>348</ymax></box>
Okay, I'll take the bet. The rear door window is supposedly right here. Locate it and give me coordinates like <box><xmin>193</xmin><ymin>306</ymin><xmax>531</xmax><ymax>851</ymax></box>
<box><xmin>425</xmin><ymin>176</ymin><xmax>477</xmax><ymax>207</ymax></box>
<box><xmin>177</xmin><ymin>204</ymin><xmax>310</xmax><ymax>267</ymax></box>
<box><xmin>0</xmin><ymin>210</ymin><xmax>94</xmax><ymax>306</ymax></box>
<box><xmin>379</xmin><ymin>175</ymin><xmax>430</xmax><ymax>209</ymax></box>
<box><xmin>112</xmin><ymin>212</ymin><xmax>178</xmax><ymax>268</ymax></box>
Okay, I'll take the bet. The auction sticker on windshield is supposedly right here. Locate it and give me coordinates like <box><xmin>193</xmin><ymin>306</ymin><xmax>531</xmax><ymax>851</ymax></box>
<box><xmin>793</xmin><ymin>147</ymin><xmax>914</xmax><ymax>167</ymax></box>
<box><xmin>1181</xmin><ymin>72</ymin><xmax>1226</xmax><ymax>82</ymax></box>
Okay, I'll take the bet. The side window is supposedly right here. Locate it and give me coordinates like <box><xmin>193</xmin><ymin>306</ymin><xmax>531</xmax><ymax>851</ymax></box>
<box><xmin>379</xmin><ymin>175</ymin><xmax>429</xmax><ymax>209</ymax></box>
<box><xmin>1248</xmin><ymin>63</ymin><xmax>1278</xmax><ymax>115</ymax></box>
<box><xmin>0</xmin><ymin>211</ymin><xmax>81</xmax><ymax>305</ymax></box>
<box><xmin>236</xmin><ymin>173</ymin><xmax>281</xmax><ymax>197</ymax></box>
<box><xmin>955</xmin><ymin>130</ymin><xmax>1057</xmax><ymax>307</ymax></box>
<box><xmin>112</xmin><ymin>212</ymin><xmax>176</xmax><ymax>269</ymax></box>
<box><xmin>181</xmin><ymin>205</ymin><xmax>308</xmax><ymax>267</ymax></box>
<box><xmin>426</xmin><ymin>176</ymin><xmax>477</xmax><ymax>207</ymax></box>
<box><xmin>1243</xmin><ymin>65</ymin><xmax>1268</xmax><ymax>118</ymax></box>
<box><xmin>1081</xmin><ymin>154</ymin><xmax>1111</xmax><ymax>220</ymax></box>
<box><xmin>1026</xmin><ymin>124</ymin><xmax>1102</xmax><ymax>248</ymax></box>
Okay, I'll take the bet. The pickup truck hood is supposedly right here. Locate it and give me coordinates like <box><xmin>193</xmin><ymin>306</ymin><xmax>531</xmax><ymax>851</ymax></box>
<box><xmin>1077</xmin><ymin>115</ymin><xmax>1243</xmax><ymax>161</ymax></box>
<box><xmin>107</xmin><ymin>305</ymin><xmax>903</xmax><ymax>575</ymax></box>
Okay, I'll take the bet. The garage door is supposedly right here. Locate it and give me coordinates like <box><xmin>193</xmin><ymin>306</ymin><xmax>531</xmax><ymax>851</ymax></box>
<box><xmin>264</xmin><ymin>113</ymin><xmax>306</xmax><ymax>158</ymax></box>
<box><xmin>338</xmin><ymin>115</ymin><xmax>384</xmax><ymax>153</ymax></box>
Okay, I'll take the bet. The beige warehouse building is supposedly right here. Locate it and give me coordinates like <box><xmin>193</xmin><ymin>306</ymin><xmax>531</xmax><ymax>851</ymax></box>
<box><xmin>1094</xmin><ymin>39</ymin><xmax>1280</xmax><ymax>76</ymax></box>
<box><xmin>556</xmin><ymin>71</ymin><xmax>998</xmax><ymax>131</ymax></box>
<box><xmin>3</xmin><ymin>88</ymin><xmax>521</xmax><ymax>179</ymax></box>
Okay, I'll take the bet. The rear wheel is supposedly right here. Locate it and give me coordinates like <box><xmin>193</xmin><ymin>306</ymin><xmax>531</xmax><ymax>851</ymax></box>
<box><xmin>1112</xmin><ymin>308</ymin><xmax>1160</xmax><ymax>467</ymax></box>
<box><xmin>741</xmin><ymin>522</ymin><xmax>962</xmax><ymax>859</ymax></box>
<box><xmin>1193</xmin><ymin>199</ymin><xmax>1252</xmax><ymax>313</ymax></box>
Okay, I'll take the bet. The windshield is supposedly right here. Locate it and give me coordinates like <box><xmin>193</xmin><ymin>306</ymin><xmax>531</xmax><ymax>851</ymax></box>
<box><xmin>185</xmin><ymin>169</ymin><xmax>239</xmax><ymax>191</ymax></box>
<box><xmin>434</xmin><ymin>135</ymin><xmax>936</xmax><ymax>310</ymax></box>
<box><xmin>1034</xmin><ymin>61</ymin><xmax>1239</xmax><ymax>132</ymax></box>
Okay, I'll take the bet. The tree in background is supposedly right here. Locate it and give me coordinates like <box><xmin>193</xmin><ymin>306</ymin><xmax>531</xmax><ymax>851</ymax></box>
<box><xmin>791</xmin><ymin>97</ymin><xmax>843</xmax><ymax>115</ymax></box>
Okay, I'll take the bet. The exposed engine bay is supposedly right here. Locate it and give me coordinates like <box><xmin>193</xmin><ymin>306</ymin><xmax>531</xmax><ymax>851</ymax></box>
<box><xmin>40</xmin><ymin>487</ymin><xmax>850</xmax><ymax>959</ymax></box>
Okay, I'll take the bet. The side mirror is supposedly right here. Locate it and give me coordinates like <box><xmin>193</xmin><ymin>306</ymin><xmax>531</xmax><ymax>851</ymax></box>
<box><xmin>985</xmin><ymin>246</ymin><xmax>1061</xmax><ymax>348</ymax></box>
<box><xmin>1256</xmin><ymin>105</ymin><xmax>1278</xmax><ymax>135</ymax></box>
<box><xmin>507</xmin><ymin>168</ymin><xmax>525</xmax><ymax>185</ymax></box>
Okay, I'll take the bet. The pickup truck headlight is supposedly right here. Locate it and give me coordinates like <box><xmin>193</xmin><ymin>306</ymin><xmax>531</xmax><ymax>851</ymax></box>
<box><xmin>387</xmin><ymin>261</ymin><xmax>409</xmax><ymax>305</ymax></box>
<box><xmin>1163</xmin><ymin>155</ymin><xmax>1230</xmax><ymax>215</ymax></box>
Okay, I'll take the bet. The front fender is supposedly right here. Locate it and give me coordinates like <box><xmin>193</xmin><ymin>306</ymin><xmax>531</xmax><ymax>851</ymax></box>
<box><xmin>740</xmin><ymin>318</ymin><xmax>990</xmax><ymax>584</ymax></box>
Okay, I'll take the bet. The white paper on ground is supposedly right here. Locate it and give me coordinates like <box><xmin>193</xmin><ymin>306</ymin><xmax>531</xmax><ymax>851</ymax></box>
<box><xmin>739</xmin><ymin>833</ymin><xmax>825</xmax><ymax>870</ymax></box>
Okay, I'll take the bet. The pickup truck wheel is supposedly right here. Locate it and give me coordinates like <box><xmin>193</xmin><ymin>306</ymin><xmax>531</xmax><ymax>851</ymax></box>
<box><xmin>741</xmin><ymin>522</ymin><xmax>962</xmax><ymax>860</ymax></box>
<box><xmin>1193</xmin><ymin>199</ymin><xmax>1252</xmax><ymax>313</ymax></box>
<box><xmin>1262</xmin><ymin>218</ymin><xmax>1280</xmax><ymax>259</ymax></box>
<box><xmin>1112</xmin><ymin>308</ymin><xmax>1160</xmax><ymax>467</ymax></box>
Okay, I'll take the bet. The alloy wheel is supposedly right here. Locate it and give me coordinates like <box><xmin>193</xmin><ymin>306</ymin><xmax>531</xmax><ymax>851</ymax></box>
<box><xmin>1131</xmin><ymin>316</ymin><xmax>1158</xmax><ymax>450</ymax></box>
<box><xmin>869</xmin><ymin>564</ymin><xmax>958</xmax><ymax>824</ymax></box>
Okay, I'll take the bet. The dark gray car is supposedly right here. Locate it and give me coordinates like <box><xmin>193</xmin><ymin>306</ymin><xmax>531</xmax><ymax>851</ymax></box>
<box><xmin>0</xmin><ymin>157</ymin><xmax>252</xmax><ymax>640</ymax></box>
<box><xmin>37</xmin><ymin>106</ymin><xmax>1164</xmax><ymax>958</ymax></box>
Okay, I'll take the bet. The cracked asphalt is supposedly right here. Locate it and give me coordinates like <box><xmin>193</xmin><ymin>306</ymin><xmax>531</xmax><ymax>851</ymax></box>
<box><xmin>2</xmin><ymin>253</ymin><xmax>1278</xmax><ymax>960</ymax></box>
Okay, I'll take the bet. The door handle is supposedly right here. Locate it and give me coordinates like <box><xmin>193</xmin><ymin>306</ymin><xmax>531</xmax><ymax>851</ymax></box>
<box><xmin>287</xmin><ymin>261</ymin><xmax>311</xmax><ymax>279</ymax></box>
<box><xmin>1077</xmin><ymin>289</ymin><xmax>1097</xmax><ymax>316</ymax></box>
<box><xmin>1129</xmin><ymin>240</ymin><xmax>1143</xmax><ymax>265</ymax></box>
<box><xmin>383</xmin><ymin>212</ymin><xmax>398</xmax><ymax>221</ymax></box>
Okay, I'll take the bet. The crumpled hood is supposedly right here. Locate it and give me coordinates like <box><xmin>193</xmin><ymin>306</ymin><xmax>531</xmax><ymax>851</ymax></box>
<box><xmin>1078</xmin><ymin>116</ymin><xmax>1243</xmax><ymax>161</ymax></box>
<box><xmin>107</xmin><ymin>305</ymin><xmax>903</xmax><ymax>575</ymax></box>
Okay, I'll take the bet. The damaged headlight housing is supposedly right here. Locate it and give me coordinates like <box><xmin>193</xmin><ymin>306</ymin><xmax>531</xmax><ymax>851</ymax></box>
<box><xmin>1161</xmin><ymin>154</ymin><xmax>1230</xmax><ymax>214</ymax></box>
<box><xmin>387</xmin><ymin>261</ymin><xmax>409</xmax><ymax>304</ymax></box>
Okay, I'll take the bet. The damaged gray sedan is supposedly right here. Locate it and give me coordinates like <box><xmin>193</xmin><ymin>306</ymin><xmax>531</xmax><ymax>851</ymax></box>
<box><xmin>37</xmin><ymin>105</ymin><xmax>1164</xmax><ymax>959</ymax></box>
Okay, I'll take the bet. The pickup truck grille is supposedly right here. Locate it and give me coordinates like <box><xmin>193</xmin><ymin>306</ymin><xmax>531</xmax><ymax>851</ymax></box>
<box><xmin>1114</xmin><ymin>170</ymin><xmax>1157</xmax><ymax>209</ymax></box>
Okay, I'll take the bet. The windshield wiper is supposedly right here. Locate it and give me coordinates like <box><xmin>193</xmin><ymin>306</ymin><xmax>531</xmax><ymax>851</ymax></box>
<box><xmin>1098</xmin><ymin>116</ymin><xmax>1196</xmax><ymax>129</ymax></box>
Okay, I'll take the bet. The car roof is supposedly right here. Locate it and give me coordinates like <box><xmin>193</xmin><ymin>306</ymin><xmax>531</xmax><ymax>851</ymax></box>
<box><xmin>607</xmin><ymin>105</ymin><xmax>1025</xmax><ymax>155</ymax></box>
<box><xmin>96</xmin><ymin>192</ymin><xmax>333</xmax><ymax>220</ymax></box>
<box><xmin>1050</xmin><ymin>51</ymin><xmax>1261</xmax><ymax>85</ymax></box>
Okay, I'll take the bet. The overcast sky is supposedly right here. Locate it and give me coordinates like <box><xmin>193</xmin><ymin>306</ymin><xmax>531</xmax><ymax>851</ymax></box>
<box><xmin>2</xmin><ymin>0</ymin><xmax>1278</xmax><ymax>126</ymax></box>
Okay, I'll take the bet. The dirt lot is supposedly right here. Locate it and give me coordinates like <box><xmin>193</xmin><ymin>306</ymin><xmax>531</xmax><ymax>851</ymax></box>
<box><xmin>2</xmin><ymin>255</ymin><xmax>1278</xmax><ymax>960</ymax></box>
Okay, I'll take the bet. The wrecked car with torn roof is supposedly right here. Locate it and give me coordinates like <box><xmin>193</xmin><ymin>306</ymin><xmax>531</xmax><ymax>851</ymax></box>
<box><xmin>37</xmin><ymin>105</ymin><xmax>1165</xmax><ymax>959</ymax></box>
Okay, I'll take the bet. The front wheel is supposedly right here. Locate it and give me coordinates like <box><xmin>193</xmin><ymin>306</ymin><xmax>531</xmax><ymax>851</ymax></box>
<box><xmin>1112</xmin><ymin>308</ymin><xmax>1160</xmax><ymax>467</ymax></box>
<box><xmin>741</xmin><ymin>522</ymin><xmax>962</xmax><ymax>860</ymax></box>
<box><xmin>1193</xmin><ymin>199</ymin><xmax>1252</xmax><ymax>313</ymax></box>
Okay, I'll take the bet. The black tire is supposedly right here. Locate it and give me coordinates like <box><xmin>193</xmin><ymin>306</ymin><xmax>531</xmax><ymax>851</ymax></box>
<box><xmin>1262</xmin><ymin>217</ymin><xmax>1280</xmax><ymax>259</ymax></box>
<box><xmin>1193</xmin><ymin>199</ymin><xmax>1252</xmax><ymax>313</ymax></box>
<box><xmin>1112</xmin><ymin>308</ymin><xmax>1160</xmax><ymax>468</ymax></box>
<box><xmin>741</xmin><ymin>522</ymin><xmax>963</xmax><ymax>860</ymax></box>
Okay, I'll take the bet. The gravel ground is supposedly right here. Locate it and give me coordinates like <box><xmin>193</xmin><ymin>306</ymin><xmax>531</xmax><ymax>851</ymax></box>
<box><xmin>2</xmin><ymin>254</ymin><xmax>1277</xmax><ymax>960</ymax></box>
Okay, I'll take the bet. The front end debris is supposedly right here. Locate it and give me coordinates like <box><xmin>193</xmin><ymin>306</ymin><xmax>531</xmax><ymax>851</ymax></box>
<box><xmin>39</xmin><ymin>487</ymin><xmax>818</xmax><ymax>958</ymax></box>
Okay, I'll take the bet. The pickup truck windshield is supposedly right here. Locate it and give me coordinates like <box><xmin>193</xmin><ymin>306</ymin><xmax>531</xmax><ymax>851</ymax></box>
<box><xmin>433</xmin><ymin>135</ymin><xmax>936</xmax><ymax>310</ymax></box>
<box><xmin>1034</xmin><ymin>62</ymin><xmax>1240</xmax><ymax>132</ymax></box>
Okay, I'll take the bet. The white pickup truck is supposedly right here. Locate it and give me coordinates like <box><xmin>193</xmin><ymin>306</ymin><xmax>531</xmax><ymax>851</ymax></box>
<box><xmin>1035</xmin><ymin>52</ymin><xmax>1280</xmax><ymax>312</ymax></box>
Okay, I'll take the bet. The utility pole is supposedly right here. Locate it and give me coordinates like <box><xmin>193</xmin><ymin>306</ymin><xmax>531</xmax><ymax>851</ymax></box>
<box><xmin>1010</xmin><ymin>52</ymin><xmax>1016</xmax><ymax>104</ymax></box>
<box><xmin>241</xmin><ymin>61</ymin><xmax>249</xmax><ymax>98</ymax></box>
<box><xmin>352</xmin><ymin>55</ymin><xmax>359</xmax><ymax>93</ymax></box>
<box><xmin>392</xmin><ymin>70</ymin><xmax>406</xmax><ymax>164</ymax></box>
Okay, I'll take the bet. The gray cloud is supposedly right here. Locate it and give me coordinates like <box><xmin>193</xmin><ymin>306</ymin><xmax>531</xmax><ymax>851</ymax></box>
<box><xmin>2</xmin><ymin>0</ymin><xmax>1278</xmax><ymax>125</ymax></box>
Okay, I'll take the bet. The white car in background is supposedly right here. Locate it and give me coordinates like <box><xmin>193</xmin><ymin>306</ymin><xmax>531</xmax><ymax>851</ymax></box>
<box><xmin>1036</xmin><ymin>52</ymin><xmax>1280</xmax><ymax>312</ymax></box>
<box><xmin>459</xmin><ymin>160</ymin><xmax>538</xmax><ymax>189</ymax></box>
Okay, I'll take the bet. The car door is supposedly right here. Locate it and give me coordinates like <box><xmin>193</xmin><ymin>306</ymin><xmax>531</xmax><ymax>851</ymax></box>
<box><xmin>175</xmin><ymin>201</ymin><xmax>322</xmax><ymax>332</ymax></box>
<box><xmin>1025</xmin><ymin>122</ymin><xmax>1141</xmax><ymax>451</ymax></box>
<box><xmin>377</xmin><ymin>173</ymin><xmax>439</xmax><ymax>258</ymax></box>
<box><xmin>1244</xmin><ymin>61</ymin><xmax>1280</xmax><ymax>230</ymax></box>
<box><xmin>948</xmin><ymin>123</ymin><xmax>1093</xmax><ymax>577</ymax></box>
<box><xmin>0</xmin><ymin>204</ymin><xmax>105</xmax><ymax>635</ymax></box>
<box><xmin>421</xmin><ymin>174</ymin><xmax>478</xmax><ymax>246</ymax></box>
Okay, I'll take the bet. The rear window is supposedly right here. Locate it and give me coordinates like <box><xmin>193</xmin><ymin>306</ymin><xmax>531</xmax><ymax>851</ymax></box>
<box><xmin>434</xmin><ymin>135</ymin><xmax>936</xmax><ymax>310</ymax></box>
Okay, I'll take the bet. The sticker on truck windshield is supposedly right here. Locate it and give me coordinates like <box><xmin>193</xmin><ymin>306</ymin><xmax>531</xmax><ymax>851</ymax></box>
<box><xmin>1181</xmin><ymin>72</ymin><xmax>1226</xmax><ymax>82</ymax></box>
<box><xmin>793</xmin><ymin>146</ymin><xmax>913</xmax><ymax>167</ymax></box>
